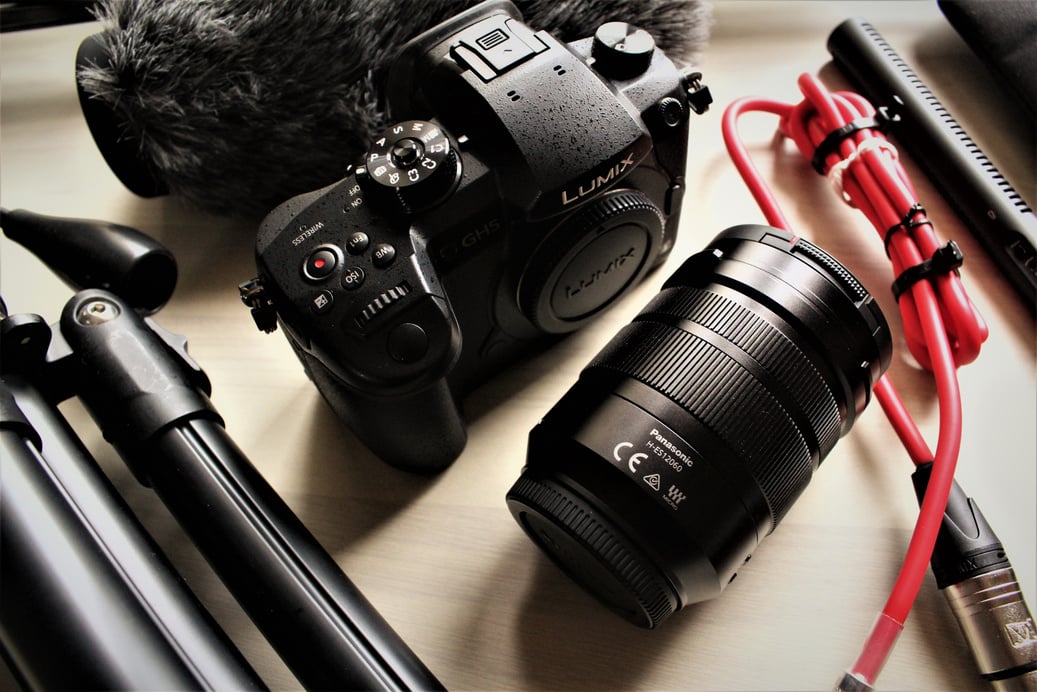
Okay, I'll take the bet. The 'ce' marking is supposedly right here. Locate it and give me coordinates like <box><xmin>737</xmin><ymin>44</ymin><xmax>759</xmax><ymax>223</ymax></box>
<box><xmin>613</xmin><ymin>442</ymin><xmax>648</xmax><ymax>473</ymax></box>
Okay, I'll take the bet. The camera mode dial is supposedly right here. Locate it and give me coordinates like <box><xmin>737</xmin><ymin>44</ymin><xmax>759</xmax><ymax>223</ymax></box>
<box><xmin>356</xmin><ymin>120</ymin><xmax>462</xmax><ymax>215</ymax></box>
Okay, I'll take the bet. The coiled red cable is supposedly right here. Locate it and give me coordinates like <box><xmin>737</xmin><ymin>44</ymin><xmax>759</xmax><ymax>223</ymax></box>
<box><xmin>721</xmin><ymin>72</ymin><xmax>988</xmax><ymax>685</ymax></box>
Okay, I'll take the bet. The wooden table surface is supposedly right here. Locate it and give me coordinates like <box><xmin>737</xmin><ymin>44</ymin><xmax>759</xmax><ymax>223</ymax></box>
<box><xmin>2</xmin><ymin>2</ymin><xmax>1034</xmax><ymax>689</ymax></box>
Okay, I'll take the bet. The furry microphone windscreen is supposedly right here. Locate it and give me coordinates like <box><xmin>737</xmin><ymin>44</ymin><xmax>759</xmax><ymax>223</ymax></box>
<box><xmin>76</xmin><ymin>0</ymin><xmax>712</xmax><ymax>218</ymax></box>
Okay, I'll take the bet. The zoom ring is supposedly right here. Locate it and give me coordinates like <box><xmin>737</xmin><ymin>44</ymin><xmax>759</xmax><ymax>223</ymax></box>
<box><xmin>643</xmin><ymin>285</ymin><xmax>842</xmax><ymax>458</ymax></box>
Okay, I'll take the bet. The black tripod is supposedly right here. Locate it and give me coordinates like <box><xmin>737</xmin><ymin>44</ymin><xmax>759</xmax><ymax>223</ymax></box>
<box><xmin>0</xmin><ymin>208</ymin><xmax>443</xmax><ymax>690</ymax></box>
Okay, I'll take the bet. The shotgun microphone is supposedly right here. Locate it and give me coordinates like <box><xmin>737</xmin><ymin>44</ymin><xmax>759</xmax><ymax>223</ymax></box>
<box><xmin>75</xmin><ymin>0</ymin><xmax>712</xmax><ymax>218</ymax></box>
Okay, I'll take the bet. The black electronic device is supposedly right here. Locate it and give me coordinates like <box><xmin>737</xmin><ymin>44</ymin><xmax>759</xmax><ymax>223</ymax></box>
<box><xmin>938</xmin><ymin>0</ymin><xmax>1037</xmax><ymax>120</ymax></box>
<box><xmin>827</xmin><ymin>18</ymin><xmax>1037</xmax><ymax>311</ymax></box>
<box><xmin>507</xmin><ymin>225</ymin><xmax>892</xmax><ymax>628</ymax></box>
<box><xmin>0</xmin><ymin>1</ymin><xmax>98</xmax><ymax>33</ymax></box>
<box><xmin>72</xmin><ymin>0</ymin><xmax>710</xmax><ymax>217</ymax></box>
<box><xmin>0</xmin><ymin>209</ymin><xmax>443</xmax><ymax>691</ymax></box>
<box><xmin>241</xmin><ymin>0</ymin><xmax>710</xmax><ymax>471</ymax></box>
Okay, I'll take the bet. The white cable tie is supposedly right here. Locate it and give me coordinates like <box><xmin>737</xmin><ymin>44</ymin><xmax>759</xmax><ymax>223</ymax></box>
<box><xmin>827</xmin><ymin>138</ymin><xmax>899</xmax><ymax>206</ymax></box>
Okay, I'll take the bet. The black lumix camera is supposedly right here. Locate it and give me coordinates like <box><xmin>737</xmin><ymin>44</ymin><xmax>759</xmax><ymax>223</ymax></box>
<box><xmin>241</xmin><ymin>0</ymin><xmax>710</xmax><ymax>470</ymax></box>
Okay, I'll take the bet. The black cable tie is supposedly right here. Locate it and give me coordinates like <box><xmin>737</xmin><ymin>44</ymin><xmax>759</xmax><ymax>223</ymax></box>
<box><xmin>891</xmin><ymin>240</ymin><xmax>964</xmax><ymax>301</ymax></box>
<box><xmin>883</xmin><ymin>203</ymin><xmax>932</xmax><ymax>257</ymax></box>
<box><xmin>810</xmin><ymin>108</ymin><xmax>898</xmax><ymax>175</ymax></box>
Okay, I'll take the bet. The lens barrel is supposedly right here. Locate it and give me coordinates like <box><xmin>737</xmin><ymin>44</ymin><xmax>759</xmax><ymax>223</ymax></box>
<box><xmin>507</xmin><ymin>225</ymin><xmax>892</xmax><ymax>628</ymax></box>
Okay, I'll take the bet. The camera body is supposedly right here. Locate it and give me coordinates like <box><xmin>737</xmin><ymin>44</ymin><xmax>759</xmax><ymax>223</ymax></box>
<box><xmin>243</xmin><ymin>0</ymin><xmax>705</xmax><ymax>470</ymax></box>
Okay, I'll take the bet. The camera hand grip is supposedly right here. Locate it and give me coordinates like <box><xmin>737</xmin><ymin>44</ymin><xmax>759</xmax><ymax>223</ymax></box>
<box><xmin>296</xmin><ymin>342</ymin><xmax>467</xmax><ymax>472</ymax></box>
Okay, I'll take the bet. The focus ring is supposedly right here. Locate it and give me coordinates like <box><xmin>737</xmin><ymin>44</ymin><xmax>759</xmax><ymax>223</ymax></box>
<box><xmin>794</xmin><ymin>239</ymin><xmax>869</xmax><ymax>302</ymax></box>
<box><xmin>508</xmin><ymin>475</ymin><xmax>676</xmax><ymax>627</ymax></box>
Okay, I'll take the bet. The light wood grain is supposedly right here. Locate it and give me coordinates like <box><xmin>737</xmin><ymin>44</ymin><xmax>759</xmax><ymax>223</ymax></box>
<box><xmin>2</xmin><ymin>2</ymin><xmax>1034</xmax><ymax>689</ymax></box>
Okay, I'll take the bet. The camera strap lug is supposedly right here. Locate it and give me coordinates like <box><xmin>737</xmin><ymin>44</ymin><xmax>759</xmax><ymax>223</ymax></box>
<box><xmin>683</xmin><ymin>70</ymin><xmax>713</xmax><ymax>114</ymax></box>
<box><xmin>238</xmin><ymin>278</ymin><xmax>278</xmax><ymax>334</ymax></box>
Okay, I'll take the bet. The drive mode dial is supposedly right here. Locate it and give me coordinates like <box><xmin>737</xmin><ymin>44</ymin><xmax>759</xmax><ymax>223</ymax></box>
<box><xmin>356</xmin><ymin>120</ymin><xmax>462</xmax><ymax>214</ymax></box>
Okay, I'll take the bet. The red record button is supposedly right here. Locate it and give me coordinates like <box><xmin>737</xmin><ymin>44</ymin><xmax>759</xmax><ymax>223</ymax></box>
<box><xmin>303</xmin><ymin>247</ymin><xmax>339</xmax><ymax>282</ymax></box>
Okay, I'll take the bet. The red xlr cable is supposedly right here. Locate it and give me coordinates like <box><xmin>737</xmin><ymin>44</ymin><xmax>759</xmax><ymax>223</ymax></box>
<box><xmin>721</xmin><ymin>72</ymin><xmax>989</xmax><ymax>687</ymax></box>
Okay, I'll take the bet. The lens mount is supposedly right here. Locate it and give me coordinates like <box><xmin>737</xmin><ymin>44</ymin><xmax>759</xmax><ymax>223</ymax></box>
<box><xmin>518</xmin><ymin>189</ymin><xmax>663</xmax><ymax>334</ymax></box>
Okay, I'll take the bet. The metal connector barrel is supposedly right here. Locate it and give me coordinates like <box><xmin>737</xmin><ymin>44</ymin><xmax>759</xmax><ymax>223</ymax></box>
<box><xmin>943</xmin><ymin>568</ymin><xmax>1037</xmax><ymax>689</ymax></box>
<box><xmin>912</xmin><ymin>463</ymin><xmax>1037</xmax><ymax>689</ymax></box>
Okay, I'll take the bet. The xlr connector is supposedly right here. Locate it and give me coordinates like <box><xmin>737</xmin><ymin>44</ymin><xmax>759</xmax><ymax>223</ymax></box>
<box><xmin>913</xmin><ymin>463</ymin><xmax>1037</xmax><ymax>689</ymax></box>
<box><xmin>944</xmin><ymin>567</ymin><xmax>1037</xmax><ymax>689</ymax></box>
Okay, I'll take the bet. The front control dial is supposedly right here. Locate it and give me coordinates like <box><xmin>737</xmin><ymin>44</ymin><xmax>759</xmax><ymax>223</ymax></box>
<box><xmin>357</xmin><ymin>120</ymin><xmax>462</xmax><ymax>214</ymax></box>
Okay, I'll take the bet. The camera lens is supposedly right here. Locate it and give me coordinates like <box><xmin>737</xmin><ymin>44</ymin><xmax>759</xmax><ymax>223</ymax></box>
<box><xmin>506</xmin><ymin>225</ymin><xmax>892</xmax><ymax>628</ymax></box>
